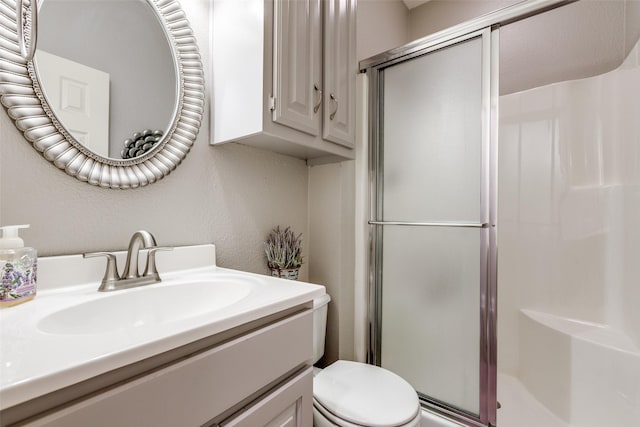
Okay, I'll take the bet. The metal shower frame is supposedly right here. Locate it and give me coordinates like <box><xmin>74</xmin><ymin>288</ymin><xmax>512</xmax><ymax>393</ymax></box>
<box><xmin>359</xmin><ymin>1</ymin><xmax>576</xmax><ymax>426</ymax></box>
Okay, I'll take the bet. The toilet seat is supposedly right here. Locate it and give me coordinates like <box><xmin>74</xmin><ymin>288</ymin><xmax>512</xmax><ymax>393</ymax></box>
<box><xmin>313</xmin><ymin>397</ymin><xmax>370</xmax><ymax>427</ymax></box>
<box><xmin>313</xmin><ymin>398</ymin><xmax>422</xmax><ymax>427</ymax></box>
<box><xmin>313</xmin><ymin>361</ymin><xmax>420</xmax><ymax>427</ymax></box>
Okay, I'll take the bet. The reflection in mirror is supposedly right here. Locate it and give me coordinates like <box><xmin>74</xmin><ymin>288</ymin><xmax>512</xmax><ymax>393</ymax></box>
<box><xmin>34</xmin><ymin>0</ymin><xmax>177</xmax><ymax>160</ymax></box>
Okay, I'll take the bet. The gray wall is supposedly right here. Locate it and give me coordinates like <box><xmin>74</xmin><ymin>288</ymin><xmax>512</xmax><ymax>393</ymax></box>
<box><xmin>0</xmin><ymin>0</ymin><xmax>310</xmax><ymax>279</ymax></box>
<box><xmin>408</xmin><ymin>0</ymin><xmax>516</xmax><ymax>41</ymax></box>
<box><xmin>357</xmin><ymin>0</ymin><xmax>410</xmax><ymax>60</ymax></box>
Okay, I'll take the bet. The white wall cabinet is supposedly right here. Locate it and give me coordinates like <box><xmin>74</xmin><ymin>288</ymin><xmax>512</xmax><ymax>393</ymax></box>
<box><xmin>17</xmin><ymin>310</ymin><xmax>313</xmax><ymax>427</ymax></box>
<box><xmin>212</xmin><ymin>0</ymin><xmax>357</xmax><ymax>164</ymax></box>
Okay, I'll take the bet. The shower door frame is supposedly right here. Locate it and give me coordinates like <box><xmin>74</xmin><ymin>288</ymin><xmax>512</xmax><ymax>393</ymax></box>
<box><xmin>365</xmin><ymin>28</ymin><xmax>498</xmax><ymax>427</ymax></box>
<box><xmin>360</xmin><ymin>2</ymin><xmax>576</xmax><ymax>426</ymax></box>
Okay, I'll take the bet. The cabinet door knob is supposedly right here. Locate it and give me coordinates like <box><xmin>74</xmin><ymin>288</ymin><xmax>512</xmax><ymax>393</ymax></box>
<box><xmin>329</xmin><ymin>93</ymin><xmax>338</xmax><ymax>120</ymax></box>
<box><xmin>313</xmin><ymin>84</ymin><xmax>322</xmax><ymax>114</ymax></box>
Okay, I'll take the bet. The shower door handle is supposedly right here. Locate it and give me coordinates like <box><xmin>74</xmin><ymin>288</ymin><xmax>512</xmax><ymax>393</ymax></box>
<box><xmin>368</xmin><ymin>221</ymin><xmax>490</xmax><ymax>228</ymax></box>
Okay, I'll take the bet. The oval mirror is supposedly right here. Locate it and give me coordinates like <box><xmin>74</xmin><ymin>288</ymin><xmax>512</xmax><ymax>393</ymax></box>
<box><xmin>0</xmin><ymin>0</ymin><xmax>204</xmax><ymax>189</ymax></box>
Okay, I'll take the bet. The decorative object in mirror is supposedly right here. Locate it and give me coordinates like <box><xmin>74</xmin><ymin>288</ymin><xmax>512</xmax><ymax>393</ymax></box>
<box><xmin>0</xmin><ymin>0</ymin><xmax>204</xmax><ymax>189</ymax></box>
<box><xmin>264</xmin><ymin>226</ymin><xmax>303</xmax><ymax>281</ymax></box>
<box><xmin>121</xmin><ymin>129</ymin><xmax>164</xmax><ymax>160</ymax></box>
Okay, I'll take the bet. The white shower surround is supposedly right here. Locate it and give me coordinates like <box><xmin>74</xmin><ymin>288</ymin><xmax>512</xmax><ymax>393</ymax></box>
<box><xmin>498</xmin><ymin>38</ymin><xmax>640</xmax><ymax>426</ymax></box>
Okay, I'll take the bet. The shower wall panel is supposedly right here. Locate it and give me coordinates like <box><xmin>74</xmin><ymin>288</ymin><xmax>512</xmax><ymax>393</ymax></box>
<box><xmin>498</xmin><ymin>37</ymin><xmax>640</xmax><ymax>374</ymax></box>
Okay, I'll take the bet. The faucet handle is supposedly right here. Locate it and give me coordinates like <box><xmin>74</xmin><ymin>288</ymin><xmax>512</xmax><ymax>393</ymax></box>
<box><xmin>143</xmin><ymin>246</ymin><xmax>173</xmax><ymax>279</ymax></box>
<box><xmin>83</xmin><ymin>251</ymin><xmax>120</xmax><ymax>291</ymax></box>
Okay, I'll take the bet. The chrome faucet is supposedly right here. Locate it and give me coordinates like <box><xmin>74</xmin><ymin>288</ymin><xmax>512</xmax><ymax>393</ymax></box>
<box><xmin>122</xmin><ymin>230</ymin><xmax>157</xmax><ymax>280</ymax></box>
<box><xmin>84</xmin><ymin>230</ymin><xmax>172</xmax><ymax>292</ymax></box>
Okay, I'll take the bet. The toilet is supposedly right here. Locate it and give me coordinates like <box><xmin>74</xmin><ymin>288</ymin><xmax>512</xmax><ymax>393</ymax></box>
<box><xmin>312</xmin><ymin>294</ymin><xmax>422</xmax><ymax>427</ymax></box>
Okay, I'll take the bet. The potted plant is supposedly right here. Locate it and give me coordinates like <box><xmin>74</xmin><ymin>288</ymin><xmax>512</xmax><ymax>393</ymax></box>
<box><xmin>264</xmin><ymin>226</ymin><xmax>303</xmax><ymax>280</ymax></box>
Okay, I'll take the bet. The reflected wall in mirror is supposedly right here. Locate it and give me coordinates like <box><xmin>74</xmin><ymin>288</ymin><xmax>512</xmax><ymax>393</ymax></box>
<box><xmin>0</xmin><ymin>0</ymin><xmax>204</xmax><ymax>189</ymax></box>
<box><xmin>35</xmin><ymin>0</ymin><xmax>176</xmax><ymax>160</ymax></box>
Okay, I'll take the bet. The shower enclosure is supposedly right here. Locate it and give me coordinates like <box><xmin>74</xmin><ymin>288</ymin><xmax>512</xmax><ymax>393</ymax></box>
<box><xmin>356</xmin><ymin>2</ymin><xmax>619</xmax><ymax>426</ymax></box>
<box><xmin>361</xmin><ymin>25</ymin><xmax>498</xmax><ymax>427</ymax></box>
<box><xmin>496</xmin><ymin>4</ymin><xmax>640</xmax><ymax>425</ymax></box>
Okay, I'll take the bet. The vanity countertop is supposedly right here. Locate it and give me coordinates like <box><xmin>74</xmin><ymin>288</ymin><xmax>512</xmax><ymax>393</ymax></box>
<box><xmin>0</xmin><ymin>245</ymin><xmax>324</xmax><ymax>410</ymax></box>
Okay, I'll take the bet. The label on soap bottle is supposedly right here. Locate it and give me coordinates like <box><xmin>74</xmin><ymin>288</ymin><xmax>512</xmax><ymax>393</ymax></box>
<box><xmin>1</xmin><ymin>254</ymin><xmax>37</xmax><ymax>306</ymax></box>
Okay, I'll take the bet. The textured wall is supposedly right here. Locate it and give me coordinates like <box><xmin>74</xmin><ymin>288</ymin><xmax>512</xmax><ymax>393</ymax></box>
<box><xmin>0</xmin><ymin>0</ymin><xmax>309</xmax><ymax>279</ymax></box>
<box><xmin>408</xmin><ymin>0</ymin><xmax>516</xmax><ymax>41</ymax></box>
<box><xmin>308</xmin><ymin>162</ymin><xmax>356</xmax><ymax>365</ymax></box>
<box><xmin>356</xmin><ymin>0</ymin><xmax>409</xmax><ymax>61</ymax></box>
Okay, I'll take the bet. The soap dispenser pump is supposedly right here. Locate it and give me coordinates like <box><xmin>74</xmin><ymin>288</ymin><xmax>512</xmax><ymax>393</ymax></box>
<box><xmin>0</xmin><ymin>224</ymin><xmax>37</xmax><ymax>307</ymax></box>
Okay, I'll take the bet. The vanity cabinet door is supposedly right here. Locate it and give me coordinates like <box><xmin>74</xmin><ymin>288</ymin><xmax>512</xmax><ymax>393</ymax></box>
<box><xmin>322</xmin><ymin>0</ymin><xmax>357</xmax><ymax>148</ymax></box>
<box><xmin>272</xmin><ymin>0</ymin><xmax>322</xmax><ymax>136</ymax></box>
<box><xmin>220</xmin><ymin>367</ymin><xmax>313</xmax><ymax>427</ymax></box>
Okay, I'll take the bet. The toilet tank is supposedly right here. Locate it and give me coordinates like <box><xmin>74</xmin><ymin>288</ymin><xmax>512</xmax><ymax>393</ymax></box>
<box><xmin>312</xmin><ymin>293</ymin><xmax>331</xmax><ymax>364</ymax></box>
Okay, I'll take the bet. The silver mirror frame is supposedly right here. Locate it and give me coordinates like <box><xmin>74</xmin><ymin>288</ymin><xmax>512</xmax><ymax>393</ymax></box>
<box><xmin>0</xmin><ymin>0</ymin><xmax>204</xmax><ymax>189</ymax></box>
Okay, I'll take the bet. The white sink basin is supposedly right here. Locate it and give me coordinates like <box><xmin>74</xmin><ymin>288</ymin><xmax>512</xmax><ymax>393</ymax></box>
<box><xmin>37</xmin><ymin>279</ymin><xmax>254</xmax><ymax>335</ymax></box>
<box><xmin>0</xmin><ymin>245</ymin><xmax>325</xmax><ymax>411</ymax></box>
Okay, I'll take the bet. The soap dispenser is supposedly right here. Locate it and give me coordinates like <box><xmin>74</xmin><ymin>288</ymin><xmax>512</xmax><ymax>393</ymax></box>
<box><xmin>0</xmin><ymin>225</ymin><xmax>37</xmax><ymax>307</ymax></box>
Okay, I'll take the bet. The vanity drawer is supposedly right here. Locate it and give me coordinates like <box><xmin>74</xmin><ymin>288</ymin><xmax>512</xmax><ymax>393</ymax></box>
<box><xmin>22</xmin><ymin>310</ymin><xmax>313</xmax><ymax>427</ymax></box>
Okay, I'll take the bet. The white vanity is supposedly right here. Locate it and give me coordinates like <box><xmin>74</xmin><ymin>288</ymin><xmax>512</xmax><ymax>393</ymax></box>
<box><xmin>0</xmin><ymin>244</ymin><xmax>324</xmax><ymax>426</ymax></box>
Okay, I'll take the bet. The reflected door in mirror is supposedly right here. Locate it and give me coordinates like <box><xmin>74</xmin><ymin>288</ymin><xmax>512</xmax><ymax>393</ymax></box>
<box><xmin>36</xmin><ymin>50</ymin><xmax>110</xmax><ymax>157</ymax></box>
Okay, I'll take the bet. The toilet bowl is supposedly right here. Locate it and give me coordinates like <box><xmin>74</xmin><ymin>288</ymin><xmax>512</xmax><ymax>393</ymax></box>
<box><xmin>312</xmin><ymin>294</ymin><xmax>421</xmax><ymax>427</ymax></box>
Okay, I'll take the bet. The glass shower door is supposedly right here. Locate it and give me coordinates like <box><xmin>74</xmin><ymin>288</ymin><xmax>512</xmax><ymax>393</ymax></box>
<box><xmin>369</xmin><ymin>29</ymin><xmax>497</xmax><ymax>426</ymax></box>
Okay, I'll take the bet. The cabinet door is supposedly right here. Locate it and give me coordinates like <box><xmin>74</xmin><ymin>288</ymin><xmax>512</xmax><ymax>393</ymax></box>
<box><xmin>220</xmin><ymin>367</ymin><xmax>313</xmax><ymax>427</ymax></box>
<box><xmin>272</xmin><ymin>0</ymin><xmax>322</xmax><ymax>136</ymax></box>
<box><xmin>322</xmin><ymin>0</ymin><xmax>357</xmax><ymax>148</ymax></box>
